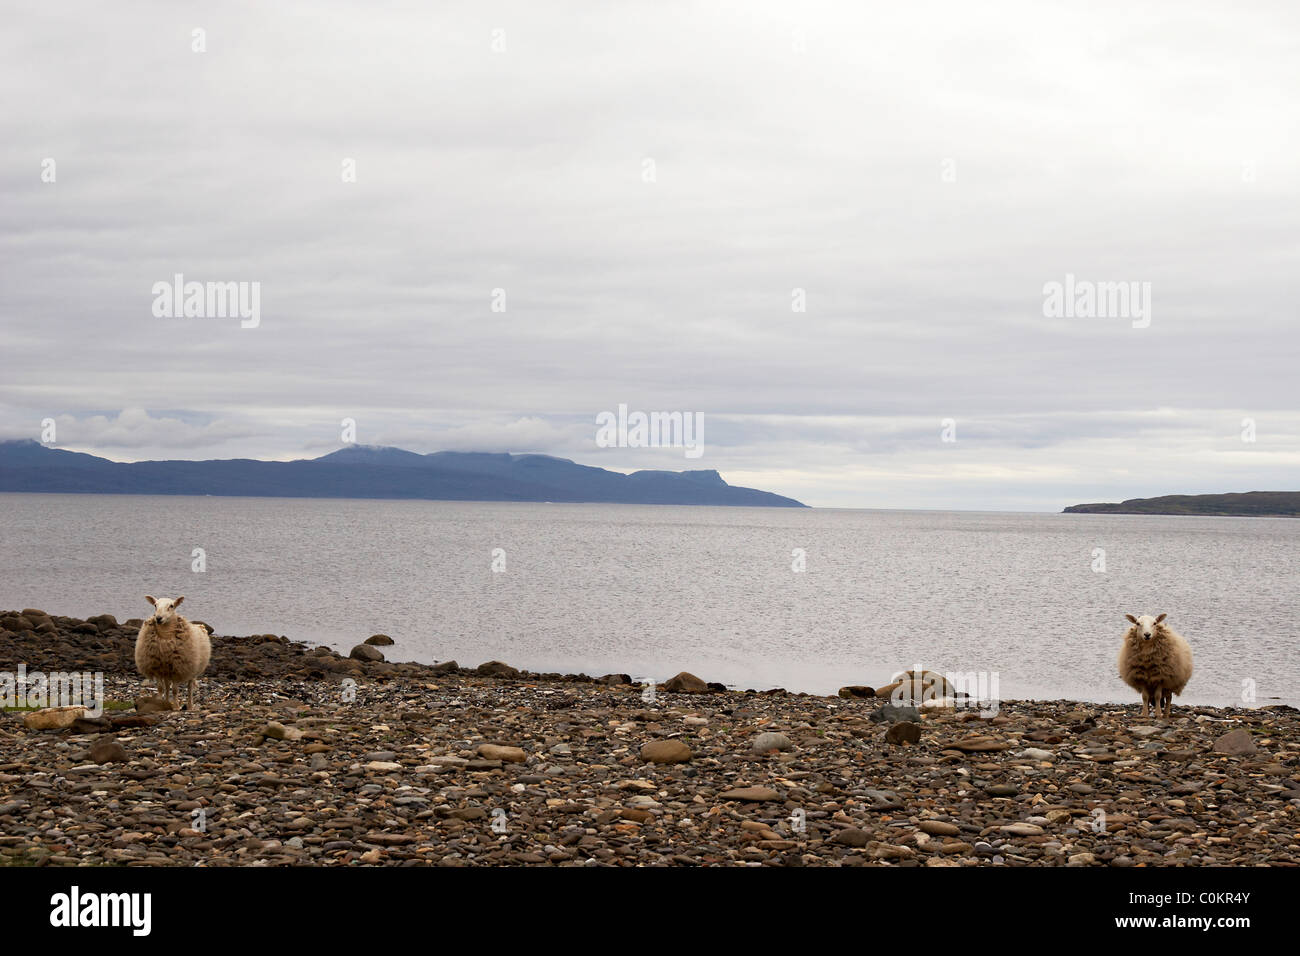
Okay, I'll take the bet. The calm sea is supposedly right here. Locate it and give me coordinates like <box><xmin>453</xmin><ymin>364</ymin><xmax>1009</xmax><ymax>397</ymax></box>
<box><xmin>1</xmin><ymin>494</ymin><xmax>1295</xmax><ymax>706</ymax></box>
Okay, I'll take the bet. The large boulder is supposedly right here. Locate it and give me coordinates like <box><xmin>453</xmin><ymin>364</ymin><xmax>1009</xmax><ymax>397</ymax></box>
<box><xmin>641</xmin><ymin>739</ymin><xmax>693</xmax><ymax>763</ymax></box>
<box><xmin>876</xmin><ymin>669</ymin><xmax>956</xmax><ymax>702</ymax></box>
<box><xmin>22</xmin><ymin>706</ymin><xmax>85</xmax><ymax>730</ymax></box>
<box><xmin>475</xmin><ymin>661</ymin><xmax>520</xmax><ymax>678</ymax></box>
<box><xmin>477</xmin><ymin>743</ymin><xmax>527</xmax><ymax>763</ymax></box>
<box><xmin>89</xmin><ymin>739</ymin><xmax>129</xmax><ymax>764</ymax></box>
<box><xmin>1213</xmin><ymin>729</ymin><xmax>1257</xmax><ymax>755</ymax></box>
<box><xmin>135</xmin><ymin>696</ymin><xmax>178</xmax><ymax>714</ymax></box>
<box><xmin>870</xmin><ymin>702</ymin><xmax>922</xmax><ymax>724</ymax></box>
<box><xmin>661</xmin><ymin>671</ymin><xmax>709</xmax><ymax>693</ymax></box>
<box><xmin>751</xmin><ymin>731</ymin><xmax>794</xmax><ymax>753</ymax></box>
<box><xmin>349</xmin><ymin>644</ymin><xmax>385</xmax><ymax>662</ymax></box>
<box><xmin>885</xmin><ymin>721</ymin><xmax>922</xmax><ymax>745</ymax></box>
<box><xmin>261</xmin><ymin>721</ymin><xmax>303</xmax><ymax>741</ymax></box>
<box><xmin>832</xmin><ymin>828</ymin><xmax>870</xmax><ymax>847</ymax></box>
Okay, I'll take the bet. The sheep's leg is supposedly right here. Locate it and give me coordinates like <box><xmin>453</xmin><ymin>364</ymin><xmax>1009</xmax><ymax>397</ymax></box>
<box><xmin>1140</xmin><ymin>691</ymin><xmax>1150</xmax><ymax>719</ymax></box>
<box><xmin>186</xmin><ymin>679</ymin><xmax>197</xmax><ymax>712</ymax></box>
<box><xmin>1151</xmin><ymin>686</ymin><xmax>1164</xmax><ymax>719</ymax></box>
<box><xmin>1162</xmin><ymin>689</ymin><xmax>1173</xmax><ymax>717</ymax></box>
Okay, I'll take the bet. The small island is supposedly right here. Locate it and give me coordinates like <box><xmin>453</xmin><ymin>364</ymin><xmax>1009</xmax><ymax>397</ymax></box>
<box><xmin>1064</xmin><ymin>491</ymin><xmax>1300</xmax><ymax>517</ymax></box>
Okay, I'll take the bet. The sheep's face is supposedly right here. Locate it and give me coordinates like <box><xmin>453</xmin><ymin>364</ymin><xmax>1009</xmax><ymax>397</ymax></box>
<box><xmin>1125</xmin><ymin>612</ymin><xmax>1167</xmax><ymax>641</ymax></box>
<box><xmin>145</xmin><ymin>595</ymin><xmax>185</xmax><ymax>626</ymax></box>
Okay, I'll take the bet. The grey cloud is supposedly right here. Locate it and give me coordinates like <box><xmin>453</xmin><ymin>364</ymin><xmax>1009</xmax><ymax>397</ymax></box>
<box><xmin>2</xmin><ymin>0</ymin><xmax>1297</xmax><ymax>508</ymax></box>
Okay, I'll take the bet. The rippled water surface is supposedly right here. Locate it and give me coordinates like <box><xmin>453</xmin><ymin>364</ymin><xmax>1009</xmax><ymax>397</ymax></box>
<box><xmin>1</xmin><ymin>494</ymin><xmax>1296</xmax><ymax>705</ymax></box>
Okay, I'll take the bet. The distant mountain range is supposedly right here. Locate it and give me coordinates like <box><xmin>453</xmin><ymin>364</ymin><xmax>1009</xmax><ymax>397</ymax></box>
<box><xmin>0</xmin><ymin>440</ymin><xmax>806</xmax><ymax>507</ymax></box>
<box><xmin>1064</xmin><ymin>491</ymin><xmax>1300</xmax><ymax>516</ymax></box>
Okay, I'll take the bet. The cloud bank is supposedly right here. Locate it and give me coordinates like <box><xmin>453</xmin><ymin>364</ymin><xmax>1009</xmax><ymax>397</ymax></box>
<box><xmin>2</xmin><ymin>1</ymin><xmax>1296</xmax><ymax>508</ymax></box>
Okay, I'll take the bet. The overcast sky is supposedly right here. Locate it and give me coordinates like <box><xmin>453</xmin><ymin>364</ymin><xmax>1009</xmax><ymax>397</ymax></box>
<box><xmin>1</xmin><ymin>1</ymin><xmax>1297</xmax><ymax>509</ymax></box>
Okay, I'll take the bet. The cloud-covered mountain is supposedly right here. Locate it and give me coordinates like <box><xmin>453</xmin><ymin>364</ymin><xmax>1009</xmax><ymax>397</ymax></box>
<box><xmin>0</xmin><ymin>441</ymin><xmax>806</xmax><ymax>507</ymax></box>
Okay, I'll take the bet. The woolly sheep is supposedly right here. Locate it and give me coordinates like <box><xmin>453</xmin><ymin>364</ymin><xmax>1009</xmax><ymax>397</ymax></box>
<box><xmin>1117</xmin><ymin>613</ymin><xmax>1193</xmax><ymax>718</ymax></box>
<box><xmin>134</xmin><ymin>596</ymin><xmax>212</xmax><ymax>710</ymax></box>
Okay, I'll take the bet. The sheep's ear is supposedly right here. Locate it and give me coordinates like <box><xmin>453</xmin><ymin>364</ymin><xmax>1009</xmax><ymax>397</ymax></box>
<box><xmin>1125</xmin><ymin>614</ymin><xmax>1138</xmax><ymax>624</ymax></box>
<box><xmin>1155</xmin><ymin>613</ymin><xmax>1166</xmax><ymax>623</ymax></box>
<box><xmin>174</xmin><ymin>596</ymin><xmax>185</xmax><ymax>607</ymax></box>
<box><xmin>146</xmin><ymin>596</ymin><xmax>156</xmax><ymax>606</ymax></box>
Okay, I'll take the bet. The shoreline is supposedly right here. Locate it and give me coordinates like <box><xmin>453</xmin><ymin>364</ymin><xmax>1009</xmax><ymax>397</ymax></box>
<box><xmin>2</xmin><ymin>608</ymin><xmax>1297</xmax><ymax>867</ymax></box>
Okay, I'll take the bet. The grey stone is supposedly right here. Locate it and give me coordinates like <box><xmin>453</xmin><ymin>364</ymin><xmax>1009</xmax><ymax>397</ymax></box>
<box><xmin>870</xmin><ymin>703</ymin><xmax>921</xmax><ymax>724</ymax></box>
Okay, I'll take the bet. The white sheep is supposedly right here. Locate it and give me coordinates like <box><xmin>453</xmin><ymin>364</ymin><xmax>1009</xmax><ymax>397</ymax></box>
<box><xmin>134</xmin><ymin>596</ymin><xmax>212</xmax><ymax>710</ymax></box>
<box><xmin>1117</xmin><ymin>613</ymin><xmax>1194</xmax><ymax>718</ymax></box>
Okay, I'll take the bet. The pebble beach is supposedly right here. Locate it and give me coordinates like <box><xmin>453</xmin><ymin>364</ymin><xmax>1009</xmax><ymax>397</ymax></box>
<box><xmin>1</xmin><ymin>608</ymin><xmax>1297</xmax><ymax>867</ymax></box>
